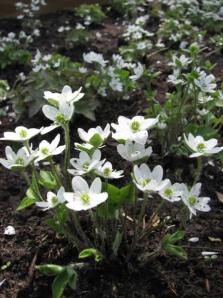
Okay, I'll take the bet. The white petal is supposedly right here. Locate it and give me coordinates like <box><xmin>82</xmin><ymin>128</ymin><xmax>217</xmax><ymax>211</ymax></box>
<box><xmin>90</xmin><ymin>177</ymin><xmax>102</xmax><ymax>193</ymax></box>
<box><xmin>42</xmin><ymin>105</ymin><xmax>58</xmax><ymax>121</ymax></box>
<box><xmin>72</xmin><ymin>176</ymin><xmax>89</xmax><ymax>192</ymax></box>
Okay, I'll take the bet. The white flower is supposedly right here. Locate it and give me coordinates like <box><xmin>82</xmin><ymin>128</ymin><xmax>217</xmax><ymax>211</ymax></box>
<box><xmin>0</xmin><ymin>126</ymin><xmax>40</xmax><ymax>142</ymax></box>
<box><xmin>42</xmin><ymin>97</ymin><xmax>74</xmax><ymax>124</ymax></box>
<box><xmin>169</xmin><ymin>55</ymin><xmax>191</xmax><ymax>68</ymax></box>
<box><xmin>36</xmin><ymin>134</ymin><xmax>65</xmax><ymax>162</ymax></box>
<box><xmin>0</xmin><ymin>146</ymin><xmax>34</xmax><ymax>170</ymax></box>
<box><xmin>133</xmin><ymin>164</ymin><xmax>169</xmax><ymax>192</ymax></box>
<box><xmin>77</xmin><ymin>124</ymin><xmax>110</xmax><ymax>148</ymax></box>
<box><xmin>4</xmin><ymin>225</ymin><xmax>16</xmax><ymax>236</ymax></box>
<box><xmin>109</xmin><ymin>77</ymin><xmax>123</xmax><ymax>92</ymax></box>
<box><xmin>112</xmin><ymin>115</ymin><xmax>158</xmax><ymax>144</ymax></box>
<box><xmin>44</xmin><ymin>85</ymin><xmax>84</xmax><ymax>106</ymax></box>
<box><xmin>180</xmin><ymin>183</ymin><xmax>211</xmax><ymax>218</ymax></box>
<box><xmin>194</xmin><ymin>70</ymin><xmax>216</xmax><ymax>93</ymax></box>
<box><xmin>184</xmin><ymin>133</ymin><xmax>223</xmax><ymax>158</ymax></box>
<box><xmin>96</xmin><ymin>161</ymin><xmax>123</xmax><ymax>179</ymax></box>
<box><xmin>83</xmin><ymin>51</ymin><xmax>108</xmax><ymax>68</ymax></box>
<box><xmin>117</xmin><ymin>141</ymin><xmax>152</xmax><ymax>162</ymax></box>
<box><xmin>198</xmin><ymin>93</ymin><xmax>213</xmax><ymax>103</ymax></box>
<box><xmin>36</xmin><ymin>187</ymin><xmax>66</xmax><ymax>211</ymax></box>
<box><xmin>130</xmin><ymin>63</ymin><xmax>144</xmax><ymax>81</ymax></box>
<box><xmin>64</xmin><ymin>176</ymin><xmax>108</xmax><ymax>211</ymax></box>
<box><xmin>168</xmin><ymin>69</ymin><xmax>185</xmax><ymax>85</ymax></box>
<box><xmin>68</xmin><ymin>149</ymin><xmax>104</xmax><ymax>176</ymax></box>
<box><xmin>159</xmin><ymin>181</ymin><xmax>183</xmax><ymax>202</ymax></box>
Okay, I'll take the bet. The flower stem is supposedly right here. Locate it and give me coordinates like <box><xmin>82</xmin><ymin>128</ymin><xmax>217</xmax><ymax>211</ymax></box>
<box><xmin>24</xmin><ymin>141</ymin><xmax>43</xmax><ymax>200</ymax></box>
<box><xmin>21</xmin><ymin>171</ymin><xmax>31</xmax><ymax>186</ymax></box>
<box><xmin>137</xmin><ymin>192</ymin><xmax>148</xmax><ymax>231</ymax></box>
<box><xmin>194</xmin><ymin>157</ymin><xmax>203</xmax><ymax>184</ymax></box>
<box><xmin>63</xmin><ymin>123</ymin><xmax>71</xmax><ymax>190</ymax></box>
<box><xmin>49</xmin><ymin>157</ymin><xmax>62</xmax><ymax>187</ymax></box>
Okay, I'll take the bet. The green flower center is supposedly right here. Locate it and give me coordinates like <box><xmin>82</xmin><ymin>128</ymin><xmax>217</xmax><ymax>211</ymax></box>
<box><xmin>130</xmin><ymin>121</ymin><xmax>140</xmax><ymax>132</ymax></box>
<box><xmin>51</xmin><ymin>196</ymin><xmax>58</xmax><ymax>205</ymax></box>
<box><xmin>19</xmin><ymin>129</ymin><xmax>28</xmax><ymax>138</ymax></box>
<box><xmin>164</xmin><ymin>188</ymin><xmax>173</xmax><ymax>197</ymax></box>
<box><xmin>15</xmin><ymin>157</ymin><xmax>25</xmax><ymax>166</ymax></box>
<box><xmin>82</xmin><ymin>162</ymin><xmax>90</xmax><ymax>171</ymax></box>
<box><xmin>188</xmin><ymin>196</ymin><xmax>197</xmax><ymax>206</ymax></box>
<box><xmin>41</xmin><ymin>147</ymin><xmax>49</xmax><ymax>155</ymax></box>
<box><xmin>142</xmin><ymin>178</ymin><xmax>151</xmax><ymax>187</ymax></box>
<box><xmin>81</xmin><ymin>193</ymin><xmax>90</xmax><ymax>205</ymax></box>
<box><xmin>103</xmin><ymin>167</ymin><xmax>111</xmax><ymax>177</ymax></box>
<box><xmin>196</xmin><ymin>143</ymin><xmax>206</xmax><ymax>153</ymax></box>
<box><xmin>55</xmin><ymin>112</ymin><xmax>66</xmax><ymax>124</ymax></box>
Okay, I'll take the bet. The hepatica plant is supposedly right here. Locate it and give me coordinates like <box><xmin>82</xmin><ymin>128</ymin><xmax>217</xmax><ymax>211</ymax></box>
<box><xmin>0</xmin><ymin>85</ymin><xmax>216</xmax><ymax>297</ymax></box>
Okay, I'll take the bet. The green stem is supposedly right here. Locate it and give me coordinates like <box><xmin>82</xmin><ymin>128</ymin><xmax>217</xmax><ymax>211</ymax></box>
<box><xmin>21</xmin><ymin>171</ymin><xmax>31</xmax><ymax>185</ymax></box>
<box><xmin>193</xmin><ymin>157</ymin><xmax>203</xmax><ymax>184</ymax></box>
<box><xmin>24</xmin><ymin>141</ymin><xmax>43</xmax><ymax>200</ymax></box>
<box><xmin>63</xmin><ymin>123</ymin><xmax>72</xmax><ymax>190</ymax></box>
<box><xmin>49</xmin><ymin>158</ymin><xmax>62</xmax><ymax>187</ymax></box>
<box><xmin>69</xmin><ymin>211</ymin><xmax>91</xmax><ymax>247</ymax></box>
<box><xmin>137</xmin><ymin>192</ymin><xmax>148</xmax><ymax>232</ymax></box>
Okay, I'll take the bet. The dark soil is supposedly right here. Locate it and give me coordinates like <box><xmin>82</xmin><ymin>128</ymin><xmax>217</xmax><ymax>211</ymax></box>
<box><xmin>0</xmin><ymin>7</ymin><xmax>223</xmax><ymax>298</ymax></box>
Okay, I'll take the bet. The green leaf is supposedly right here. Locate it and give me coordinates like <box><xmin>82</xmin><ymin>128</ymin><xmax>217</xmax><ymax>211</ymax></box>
<box><xmin>97</xmin><ymin>183</ymin><xmax>135</xmax><ymax>218</ymax></box>
<box><xmin>163</xmin><ymin>244</ymin><xmax>188</xmax><ymax>260</ymax></box>
<box><xmin>89</xmin><ymin>133</ymin><xmax>103</xmax><ymax>147</ymax></box>
<box><xmin>36</xmin><ymin>264</ymin><xmax>65</xmax><ymax>276</ymax></box>
<box><xmin>168</xmin><ymin>229</ymin><xmax>185</xmax><ymax>244</ymax></box>
<box><xmin>161</xmin><ymin>229</ymin><xmax>185</xmax><ymax>246</ymax></box>
<box><xmin>66</xmin><ymin>266</ymin><xmax>78</xmax><ymax>290</ymax></box>
<box><xmin>26</xmin><ymin>187</ymin><xmax>37</xmax><ymax>200</ymax></box>
<box><xmin>16</xmin><ymin>196</ymin><xmax>36</xmax><ymax>211</ymax></box>
<box><xmin>52</xmin><ymin>269</ymin><xmax>69</xmax><ymax>298</ymax></box>
<box><xmin>47</xmin><ymin>218</ymin><xmax>64</xmax><ymax>235</ymax></box>
<box><xmin>79</xmin><ymin>248</ymin><xmax>103</xmax><ymax>262</ymax></box>
<box><xmin>39</xmin><ymin>170</ymin><xmax>58</xmax><ymax>190</ymax></box>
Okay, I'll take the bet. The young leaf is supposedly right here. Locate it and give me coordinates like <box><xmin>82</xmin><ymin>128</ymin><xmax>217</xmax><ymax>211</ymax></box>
<box><xmin>16</xmin><ymin>196</ymin><xmax>36</xmax><ymax>211</ymax></box>
<box><xmin>52</xmin><ymin>269</ymin><xmax>69</xmax><ymax>298</ymax></box>
<box><xmin>163</xmin><ymin>244</ymin><xmax>188</xmax><ymax>260</ymax></box>
<box><xmin>66</xmin><ymin>266</ymin><xmax>78</xmax><ymax>290</ymax></box>
<box><xmin>39</xmin><ymin>170</ymin><xmax>58</xmax><ymax>190</ymax></box>
<box><xmin>79</xmin><ymin>248</ymin><xmax>103</xmax><ymax>262</ymax></box>
<box><xmin>36</xmin><ymin>264</ymin><xmax>64</xmax><ymax>276</ymax></box>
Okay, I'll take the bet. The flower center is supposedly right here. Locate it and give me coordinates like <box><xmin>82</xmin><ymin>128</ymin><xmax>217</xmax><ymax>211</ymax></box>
<box><xmin>55</xmin><ymin>112</ymin><xmax>66</xmax><ymax>124</ymax></box>
<box><xmin>164</xmin><ymin>188</ymin><xmax>173</xmax><ymax>197</ymax></box>
<box><xmin>82</xmin><ymin>162</ymin><xmax>90</xmax><ymax>171</ymax></box>
<box><xmin>51</xmin><ymin>196</ymin><xmax>58</xmax><ymax>206</ymax></box>
<box><xmin>15</xmin><ymin>157</ymin><xmax>25</xmax><ymax>166</ymax></box>
<box><xmin>142</xmin><ymin>178</ymin><xmax>151</xmax><ymax>187</ymax></box>
<box><xmin>81</xmin><ymin>193</ymin><xmax>90</xmax><ymax>205</ymax></box>
<box><xmin>130</xmin><ymin>120</ymin><xmax>140</xmax><ymax>132</ymax></box>
<box><xmin>103</xmin><ymin>167</ymin><xmax>111</xmax><ymax>177</ymax></box>
<box><xmin>188</xmin><ymin>196</ymin><xmax>197</xmax><ymax>206</ymax></box>
<box><xmin>41</xmin><ymin>147</ymin><xmax>49</xmax><ymax>155</ymax></box>
<box><xmin>196</xmin><ymin>143</ymin><xmax>206</xmax><ymax>153</ymax></box>
<box><xmin>19</xmin><ymin>129</ymin><xmax>28</xmax><ymax>138</ymax></box>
